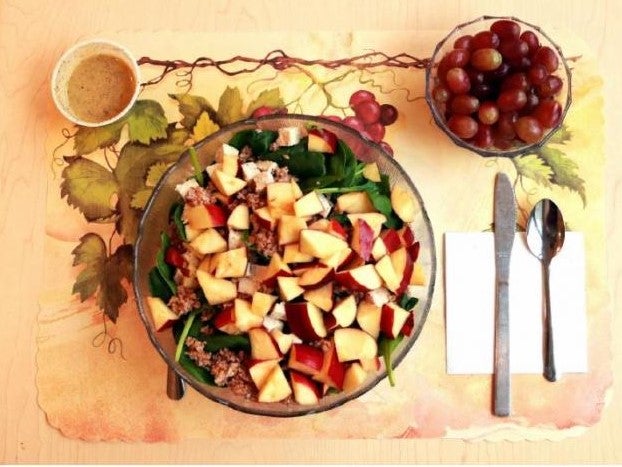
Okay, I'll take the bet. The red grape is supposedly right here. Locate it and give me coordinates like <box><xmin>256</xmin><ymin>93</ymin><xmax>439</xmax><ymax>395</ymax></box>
<box><xmin>523</xmin><ymin>91</ymin><xmax>540</xmax><ymax>113</ymax></box>
<box><xmin>471</xmin><ymin>30</ymin><xmax>500</xmax><ymax>49</ymax></box>
<box><xmin>349</xmin><ymin>90</ymin><xmax>375</xmax><ymax>108</ymax></box>
<box><xmin>470</xmin><ymin>48</ymin><xmax>503</xmax><ymax>71</ymax></box>
<box><xmin>514</xmin><ymin>116</ymin><xmax>543</xmax><ymax>143</ymax></box>
<box><xmin>532</xmin><ymin>98</ymin><xmax>562</xmax><ymax>128</ymax></box>
<box><xmin>501</xmin><ymin>72</ymin><xmax>529</xmax><ymax>92</ymax></box>
<box><xmin>454</xmin><ymin>34</ymin><xmax>473</xmax><ymax>50</ymax></box>
<box><xmin>532</xmin><ymin>46</ymin><xmax>559</xmax><ymax>72</ymax></box>
<box><xmin>379</xmin><ymin>141</ymin><xmax>394</xmax><ymax>156</ymax></box>
<box><xmin>450</xmin><ymin>94</ymin><xmax>480</xmax><ymax>115</ymax></box>
<box><xmin>498</xmin><ymin>39</ymin><xmax>529</xmax><ymax>60</ymax></box>
<box><xmin>252</xmin><ymin>106</ymin><xmax>276</xmax><ymax>118</ymax></box>
<box><xmin>496</xmin><ymin>111</ymin><xmax>518</xmax><ymax>140</ymax></box>
<box><xmin>432</xmin><ymin>85</ymin><xmax>451</xmax><ymax>103</ymax></box>
<box><xmin>353</xmin><ymin>99</ymin><xmax>381</xmax><ymax>125</ymax></box>
<box><xmin>442</xmin><ymin>48</ymin><xmax>471</xmax><ymax>68</ymax></box>
<box><xmin>473</xmin><ymin>123</ymin><xmax>494</xmax><ymax>148</ymax></box>
<box><xmin>536</xmin><ymin>75</ymin><xmax>563</xmax><ymax>98</ymax></box>
<box><xmin>527</xmin><ymin>64</ymin><xmax>548</xmax><ymax>85</ymax></box>
<box><xmin>478</xmin><ymin>101</ymin><xmax>500</xmax><ymax>125</ymax></box>
<box><xmin>322</xmin><ymin>115</ymin><xmax>342</xmax><ymax>122</ymax></box>
<box><xmin>447</xmin><ymin>115</ymin><xmax>478</xmax><ymax>139</ymax></box>
<box><xmin>520</xmin><ymin>30</ymin><xmax>540</xmax><ymax>54</ymax></box>
<box><xmin>343</xmin><ymin>116</ymin><xmax>365</xmax><ymax>133</ymax></box>
<box><xmin>365</xmin><ymin>122</ymin><xmax>386</xmax><ymax>143</ymax></box>
<box><xmin>445</xmin><ymin>67</ymin><xmax>471</xmax><ymax>94</ymax></box>
<box><xmin>491</xmin><ymin>19</ymin><xmax>521</xmax><ymax>40</ymax></box>
<box><xmin>471</xmin><ymin>83</ymin><xmax>494</xmax><ymax>100</ymax></box>
<box><xmin>497</xmin><ymin>88</ymin><xmax>527</xmax><ymax>112</ymax></box>
<box><xmin>379</xmin><ymin>104</ymin><xmax>398</xmax><ymax>126</ymax></box>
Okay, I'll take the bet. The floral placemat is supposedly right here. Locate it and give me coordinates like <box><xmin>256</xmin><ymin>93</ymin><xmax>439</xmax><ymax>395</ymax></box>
<box><xmin>38</xmin><ymin>30</ymin><xmax>611</xmax><ymax>441</ymax></box>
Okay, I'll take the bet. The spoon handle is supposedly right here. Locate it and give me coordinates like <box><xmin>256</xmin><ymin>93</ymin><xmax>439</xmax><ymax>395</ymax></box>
<box><xmin>542</xmin><ymin>261</ymin><xmax>557</xmax><ymax>382</ymax></box>
<box><xmin>167</xmin><ymin>366</ymin><xmax>185</xmax><ymax>400</ymax></box>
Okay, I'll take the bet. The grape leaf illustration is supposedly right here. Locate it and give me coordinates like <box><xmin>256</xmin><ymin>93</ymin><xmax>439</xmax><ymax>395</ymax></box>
<box><xmin>513</xmin><ymin>154</ymin><xmax>553</xmax><ymax>188</ymax></box>
<box><xmin>193</xmin><ymin>111</ymin><xmax>220</xmax><ymax>141</ymax></box>
<box><xmin>169</xmin><ymin>93</ymin><xmax>218</xmax><ymax>129</ymax></box>
<box><xmin>167</xmin><ymin>124</ymin><xmax>191</xmax><ymax>145</ymax></box>
<box><xmin>546</xmin><ymin>125</ymin><xmax>572</xmax><ymax>145</ymax></box>
<box><xmin>130</xmin><ymin>161</ymin><xmax>173</xmax><ymax>210</ymax></box>
<box><xmin>73</xmin><ymin>120</ymin><xmax>126</xmax><ymax>155</ymax></box>
<box><xmin>113</xmin><ymin>142</ymin><xmax>186</xmax><ymax>244</ymax></box>
<box><xmin>247</xmin><ymin>88</ymin><xmax>284</xmax><ymax>115</ymax></box>
<box><xmin>60</xmin><ymin>157</ymin><xmax>119</xmax><ymax>222</ymax></box>
<box><xmin>126</xmin><ymin>100</ymin><xmax>169</xmax><ymax>144</ymax></box>
<box><xmin>538</xmin><ymin>146</ymin><xmax>587</xmax><ymax>206</ymax></box>
<box><xmin>217</xmin><ymin>86</ymin><xmax>244</xmax><ymax>125</ymax></box>
<box><xmin>71</xmin><ymin>235</ymin><xmax>133</xmax><ymax>322</ymax></box>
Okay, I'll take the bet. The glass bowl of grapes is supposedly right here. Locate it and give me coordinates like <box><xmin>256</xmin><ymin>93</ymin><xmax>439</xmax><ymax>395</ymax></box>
<box><xmin>425</xmin><ymin>15</ymin><xmax>572</xmax><ymax>158</ymax></box>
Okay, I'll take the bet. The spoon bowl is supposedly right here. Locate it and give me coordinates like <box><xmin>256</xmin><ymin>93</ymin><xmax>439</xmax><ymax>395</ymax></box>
<box><xmin>526</xmin><ymin>199</ymin><xmax>566</xmax><ymax>381</ymax></box>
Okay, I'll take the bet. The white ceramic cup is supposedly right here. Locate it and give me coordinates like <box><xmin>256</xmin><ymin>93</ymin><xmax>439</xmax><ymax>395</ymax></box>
<box><xmin>51</xmin><ymin>39</ymin><xmax>141</xmax><ymax>127</ymax></box>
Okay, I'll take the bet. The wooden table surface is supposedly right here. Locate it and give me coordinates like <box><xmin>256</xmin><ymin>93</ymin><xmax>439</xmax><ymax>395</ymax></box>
<box><xmin>1</xmin><ymin>0</ymin><xmax>621</xmax><ymax>463</ymax></box>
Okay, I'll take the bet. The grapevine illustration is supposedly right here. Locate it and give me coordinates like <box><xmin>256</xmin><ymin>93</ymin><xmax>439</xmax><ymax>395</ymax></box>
<box><xmin>52</xmin><ymin>49</ymin><xmax>585</xmax><ymax>352</ymax></box>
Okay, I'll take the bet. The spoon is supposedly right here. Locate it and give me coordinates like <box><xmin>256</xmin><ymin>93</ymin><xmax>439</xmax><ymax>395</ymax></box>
<box><xmin>166</xmin><ymin>366</ymin><xmax>185</xmax><ymax>400</ymax></box>
<box><xmin>526</xmin><ymin>199</ymin><xmax>566</xmax><ymax>382</ymax></box>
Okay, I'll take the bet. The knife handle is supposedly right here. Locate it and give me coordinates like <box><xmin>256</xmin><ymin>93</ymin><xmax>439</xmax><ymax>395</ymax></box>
<box><xmin>493</xmin><ymin>274</ymin><xmax>511</xmax><ymax>417</ymax></box>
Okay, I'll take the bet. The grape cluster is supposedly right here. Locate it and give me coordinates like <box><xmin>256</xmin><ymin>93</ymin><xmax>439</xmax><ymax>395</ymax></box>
<box><xmin>430</xmin><ymin>19</ymin><xmax>566</xmax><ymax>150</ymax></box>
<box><xmin>324</xmin><ymin>91</ymin><xmax>398</xmax><ymax>156</ymax></box>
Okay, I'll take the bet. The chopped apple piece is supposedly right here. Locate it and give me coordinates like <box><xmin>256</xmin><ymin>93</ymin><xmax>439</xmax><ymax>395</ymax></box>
<box><xmin>298</xmin><ymin>266</ymin><xmax>334</xmax><ymax>290</ymax></box>
<box><xmin>196</xmin><ymin>269</ymin><xmax>238</xmax><ymax>305</ymax></box>
<box><xmin>350</xmin><ymin>218</ymin><xmax>374</xmax><ymax>261</ymax></box>
<box><xmin>277</xmin><ymin>276</ymin><xmax>305</xmax><ymax>301</ymax></box>
<box><xmin>389</xmin><ymin>247</ymin><xmax>414</xmax><ymax>295</ymax></box>
<box><xmin>267</xmin><ymin>182</ymin><xmax>297</xmax><ymax>219</ymax></box>
<box><xmin>321</xmin><ymin>247</ymin><xmax>354</xmax><ymax>270</ymax></box>
<box><xmin>251</xmin><ymin>292</ymin><xmax>277</xmax><ymax>317</ymax></box>
<box><xmin>290</xmin><ymin>180</ymin><xmax>304</xmax><ymax>200</ymax></box>
<box><xmin>294</xmin><ymin>191</ymin><xmax>324</xmax><ymax>217</ymax></box>
<box><xmin>270</xmin><ymin>329</ymin><xmax>295</xmax><ymax>354</ymax></box>
<box><xmin>249</xmin><ymin>327</ymin><xmax>282</xmax><ymax>360</ymax></box>
<box><xmin>233</xmin><ymin>298</ymin><xmax>263</xmax><ymax>331</ymax></box>
<box><xmin>227</xmin><ymin>204</ymin><xmax>250</xmax><ymax>230</ymax></box>
<box><xmin>336</xmin><ymin>191</ymin><xmax>376</xmax><ymax>214</ymax></box>
<box><xmin>248</xmin><ymin>359</ymin><xmax>279</xmax><ymax>389</ymax></box>
<box><xmin>285</xmin><ymin>302</ymin><xmax>327</xmax><ymax>341</ymax></box>
<box><xmin>307</xmin><ymin>128</ymin><xmax>338</xmax><ymax>154</ymax></box>
<box><xmin>211</xmin><ymin>170</ymin><xmax>247</xmax><ymax>196</ymax></box>
<box><xmin>214</xmin><ymin>305</ymin><xmax>239</xmax><ymax>334</ymax></box>
<box><xmin>327</xmin><ymin>219</ymin><xmax>348</xmax><ymax>240</ymax></box>
<box><xmin>261</xmin><ymin>253</ymin><xmax>293</xmax><ymax>288</ymax></box>
<box><xmin>343</xmin><ymin>362</ymin><xmax>369</xmax><ymax>393</ymax></box>
<box><xmin>283</xmin><ymin>243</ymin><xmax>314</xmax><ymax>264</ymax></box>
<box><xmin>346</xmin><ymin>213</ymin><xmax>386</xmax><ymax>238</ymax></box>
<box><xmin>308</xmin><ymin>218</ymin><xmax>330</xmax><ymax>232</ymax></box>
<box><xmin>356</xmin><ymin>301</ymin><xmax>382</xmax><ymax>339</ymax></box>
<box><xmin>221</xmin><ymin>152</ymin><xmax>239</xmax><ymax>177</ymax></box>
<box><xmin>215</xmin><ymin>143</ymin><xmax>239</xmax><ymax>163</ymax></box>
<box><xmin>362</xmin><ymin>162</ymin><xmax>381</xmax><ymax>182</ymax></box>
<box><xmin>183</xmin><ymin>204</ymin><xmax>227</xmax><ymax>230</ymax></box>
<box><xmin>303</xmin><ymin>282</ymin><xmax>333</xmax><ymax>312</ymax></box>
<box><xmin>381</xmin><ymin>302</ymin><xmax>411</xmax><ymax>339</ymax></box>
<box><xmin>331</xmin><ymin>295</ymin><xmax>357</xmax><ymax>327</ymax></box>
<box><xmin>288</xmin><ymin>343</ymin><xmax>324</xmax><ymax>376</ymax></box>
<box><xmin>277</xmin><ymin>126</ymin><xmax>304</xmax><ymax>147</ymax></box>
<box><xmin>359</xmin><ymin>356</ymin><xmax>381</xmax><ymax>372</ymax></box>
<box><xmin>278</xmin><ymin>215</ymin><xmax>308</xmax><ymax>245</ymax></box>
<box><xmin>258</xmin><ymin>365</ymin><xmax>292</xmax><ymax>403</ymax></box>
<box><xmin>409</xmin><ymin>262</ymin><xmax>426</xmax><ymax>286</ymax></box>
<box><xmin>211</xmin><ymin>247</ymin><xmax>248</xmax><ymax>278</ymax></box>
<box><xmin>254</xmin><ymin>206</ymin><xmax>277</xmax><ymax>230</ymax></box>
<box><xmin>374</xmin><ymin>255</ymin><xmax>401</xmax><ymax>293</ymax></box>
<box><xmin>371</xmin><ymin>237</ymin><xmax>388</xmax><ymax>261</ymax></box>
<box><xmin>189</xmin><ymin>228</ymin><xmax>227</xmax><ymax>255</ymax></box>
<box><xmin>391</xmin><ymin>185</ymin><xmax>417</xmax><ymax>223</ymax></box>
<box><xmin>299</xmin><ymin>229</ymin><xmax>349</xmax><ymax>259</ymax></box>
<box><xmin>290</xmin><ymin>371</ymin><xmax>321</xmax><ymax>405</ymax></box>
<box><xmin>238</xmin><ymin>276</ymin><xmax>259</xmax><ymax>296</ymax></box>
<box><xmin>147</xmin><ymin>296</ymin><xmax>179</xmax><ymax>331</ymax></box>
<box><xmin>333</xmin><ymin>328</ymin><xmax>378</xmax><ymax>362</ymax></box>
<box><xmin>313</xmin><ymin>340</ymin><xmax>345</xmax><ymax>390</ymax></box>
<box><xmin>381</xmin><ymin>229</ymin><xmax>403</xmax><ymax>253</ymax></box>
<box><xmin>335</xmin><ymin>264</ymin><xmax>383</xmax><ymax>291</ymax></box>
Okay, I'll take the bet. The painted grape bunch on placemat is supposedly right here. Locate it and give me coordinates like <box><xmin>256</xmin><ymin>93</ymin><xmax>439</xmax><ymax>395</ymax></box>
<box><xmin>52</xmin><ymin>49</ymin><xmax>584</xmax><ymax>351</ymax></box>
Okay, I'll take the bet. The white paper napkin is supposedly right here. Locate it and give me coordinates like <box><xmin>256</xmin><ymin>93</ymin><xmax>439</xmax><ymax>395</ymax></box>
<box><xmin>445</xmin><ymin>232</ymin><xmax>588</xmax><ymax>375</ymax></box>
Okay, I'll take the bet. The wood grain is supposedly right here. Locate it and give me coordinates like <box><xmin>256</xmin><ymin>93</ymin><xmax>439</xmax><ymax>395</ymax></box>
<box><xmin>1</xmin><ymin>0</ymin><xmax>620</xmax><ymax>463</ymax></box>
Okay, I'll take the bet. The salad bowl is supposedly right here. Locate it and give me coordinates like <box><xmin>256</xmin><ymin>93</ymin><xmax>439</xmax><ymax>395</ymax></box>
<box><xmin>133</xmin><ymin>114</ymin><xmax>436</xmax><ymax>416</ymax></box>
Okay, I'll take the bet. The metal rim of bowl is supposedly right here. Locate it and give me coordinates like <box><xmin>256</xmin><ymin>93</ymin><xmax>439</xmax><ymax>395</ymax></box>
<box><xmin>133</xmin><ymin>113</ymin><xmax>437</xmax><ymax>417</ymax></box>
<box><xmin>424</xmin><ymin>15</ymin><xmax>573</xmax><ymax>158</ymax></box>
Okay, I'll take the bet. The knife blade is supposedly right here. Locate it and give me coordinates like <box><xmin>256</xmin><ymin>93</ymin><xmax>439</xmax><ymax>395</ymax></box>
<box><xmin>493</xmin><ymin>172</ymin><xmax>516</xmax><ymax>417</ymax></box>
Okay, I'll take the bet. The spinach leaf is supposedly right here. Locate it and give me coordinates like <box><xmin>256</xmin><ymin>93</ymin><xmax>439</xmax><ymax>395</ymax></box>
<box><xmin>178</xmin><ymin>352</ymin><xmax>215</xmax><ymax>385</ymax></box>
<box><xmin>188</xmin><ymin>147</ymin><xmax>204</xmax><ymax>186</ymax></box>
<box><xmin>399</xmin><ymin>294</ymin><xmax>419</xmax><ymax>311</ymax></box>
<box><xmin>379</xmin><ymin>334</ymin><xmax>404</xmax><ymax>387</ymax></box>
<box><xmin>170</xmin><ymin>202</ymin><xmax>187</xmax><ymax>241</ymax></box>
<box><xmin>260</xmin><ymin>141</ymin><xmax>326</xmax><ymax>178</ymax></box>
<box><xmin>228</xmin><ymin>129</ymin><xmax>278</xmax><ymax>155</ymax></box>
<box><xmin>198</xmin><ymin>334</ymin><xmax>250</xmax><ymax>352</ymax></box>
<box><xmin>154</xmin><ymin>231</ymin><xmax>177</xmax><ymax>296</ymax></box>
<box><xmin>148</xmin><ymin>267</ymin><xmax>173</xmax><ymax>302</ymax></box>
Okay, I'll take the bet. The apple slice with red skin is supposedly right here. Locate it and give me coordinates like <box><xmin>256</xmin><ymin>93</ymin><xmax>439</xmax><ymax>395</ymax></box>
<box><xmin>308</xmin><ymin>218</ymin><xmax>330</xmax><ymax>232</ymax></box>
<box><xmin>285</xmin><ymin>302</ymin><xmax>327</xmax><ymax>341</ymax></box>
<box><xmin>331</xmin><ymin>295</ymin><xmax>357</xmax><ymax>327</ymax></box>
<box><xmin>298</xmin><ymin>266</ymin><xmax>334</xmax><ymax>290</ymax></box>
<box><xmin>299</xmin><ymin>229</ymin><xmax>349</xmax><ymax>259</ymax></box>
<box><xmin>307</xmin><ymin>128</ymin><xmax>338</xmax><ymax>154</ymax></box>
<box><xmin>350</xmin><ymin>218</ymin><xmax>375</xmax><ymax>261</ymax></box>
<box><xmin>251</xmin><ymin>292</ymin><xmax>277</xmax><ymax>317</ymax></box>
<box><xmin>335</xmin><ymin>264</ymin><xmax>383</xmax><ymax>292</ymax></box>
<box><xmin>290</xmin><ymin>371</ymin><xmax>321</xmax><ymax>405</ymax></box>
<box><xmin>303</xmin><ymin>282</ymin><xmax>333</xmax><ymax>312</ymax></box>
<box><xmin>346</xmin><ymin>213</ymin><xmax>386</xmax><ymax>238</ymax></box>
<box><xmin>248</xmin><ymin>358</ymin><xmax>279</xmax><ymax>390</ymax></box>
<box><xmin>290</xmin><ymin>263</ymin><xmax>317</xmax><ymax>277</ymax></box>
<box><xmin>343</xmin><ymin>362</ymin><xmax>369</xmax><ymax>393</ymax></box>
<box><xmin>327</xmin><ymin>219</ymin><xmax>348</xmax><ymax>241</ymax></box>
<box><xmin>288</xmin><ymin>343</ymin><xmax>324</xmax><ymax>376</ymax></box>
<box><xmin>398</xmin><ymin>225</ymin><xmax>415</xmax><ymax>247</ymax></box>
<box><xmin>147</xmin><ymin>296</ymin><xmax>179</xmax><ymax>331</ymax></box>
<box><xmin>294</xmin><ymin>191</ymin><xmax>325</xmax><ymax>218</ymax></box>
<box><xmin>323</xmin><ymin>313</ymin><xmax>339</xmax><ymax>333</ymax></box>
<box><xmin>333</xmin><ymin>328</ymin><xmax>378</xmax><ymax>362</ymax></box>
<box><xmin>277</xmin><ymin>276</ymin><xmax>305</xmax><ymax>302</ymax></box>
<box><xmin>359</xmin><ymin>356</ymin><xmax>381</xmax><ymax>372</ymax></box>
<box><xmin>254</xmin><ymin>206</ymin><xmax>277</xmax><ymax>230</ymax></box>
<box><xmin>380</xmin><ymin>302</ymin><xmax>411</xmax><ymax>339</ymax></box>
<box><xmin>356</xmin><ymin>301</ymin><xmax>382</xmax><ymax>339</ymax></box>
<box><xmin>283</xmin><ymin>243</ymin><xmax>315</xmax><ymax>264</ymax></box>
<box><xmin>214</xmin><ymin>304</ymin><xmax>239</xmax><ymax>334</ymax></box>
<box><xmin>400</xmin><ymin>312</ymin><xmax>415</xmax><ymax>337</ymax></box>
<box><xmin>320</xmin><ymin>247</ymin><xmax>355</xmax><ymax>271</ymax></box>
<box><xmin>257</xmin><ymin>365</ymin><xmax>292</xmax><ymax>402</ymax></box>
<box><xmin>261</xmin><ymin>253</ymin><xmax>293</xmax><ymax>288</ymax></box>
<box><xmin>248</xmin><ymin>327</ymin><xmax>282</xmax><ymax>361</ymax></box>
<box><xmin>407</xmin><ymin>241</ymin><xmax>421</xmax><ymax>263</ymax></box>
<box><xmin>183</xmin><ymin>203</ymin><xmax>228</xmax><ymax>230</ymax></box>
<box><xmin>374</xmin><ymin>254</ymin><xmax>401</xmax><ymax>293</ymax></box>
<box><xmin>313</xmin><ymin>340</ymin><xmax>345</xmax><ymax>390</ymax></box>
<box><xmin>381</xmin><ymin>229</ymin><xmax>403</xmax><ymax>253</ymax></box>
<box><xmin>389</xmin><ymin>247</ymin><xmax>414</xmax><ymax>295</ymax></box>
<box><xmin>336</xmin><ymin>191</ymin><xmax>376</xmax><ymax>214</ymax></box>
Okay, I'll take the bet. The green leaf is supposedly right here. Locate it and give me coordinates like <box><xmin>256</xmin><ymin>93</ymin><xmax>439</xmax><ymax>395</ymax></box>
<box><xmin>247</xmin><ymin>88</ymin><xmax>284</xmax><ymax>116</ymax></box>
<box><xmin>192</xmin><ymin>111</ymin><xmax>220</xmax><ymax>142</ymax></box>
<box><xmin>198</xmin><ymin>334</ymin><xmax>250</xmax><ymax>352</ymax></box>
<box><xmin>379</xmin><ymin>334</ymin><xmax>404</xmax><ymax>387</ymax></box>
<box><xmin>73</xmin><ymin>120</ymin><xmax>126</xmax><ymax>155</ymax></box>
<box><xmin>166</xmin><ymin>124</ymin><xmax>191</xmax><ymax>146</ymax></box>
<box><xmin>130</xmin><ymin>188</ymin><xmax>153</xmax><ymax>209</ymax></box>
<box><xmin>60</xmin><ymin>157</ymin><xmax>119</xmax><ymax>222</ymax></box>
<box><xmin>126</xmin><ymin>100</ymin><xmax>168</xmax><ymax>145</ymax></box>
<box><xmin>171</xmin><ymin>202</ymin><xmax>188</xmax><ymax>241</ymax></box>
<box><xmin>169</xmin><ymin>93</ymin><xmax>217</xmax><ymax>129</ymax></box>
<box><xmin>261</xmin><ymin>142</ymin><xmax>326</xmax><ymax>178</ymax></box>
<box><xmin>146</xmin><ymin>162</ymin><xmax>173</xmax><ymax>187</ymax></box>
<box><xmin>546</xmin><ymin>124</ymin><xmax>571</xmax><ymax>145</ymax></box>
<box><xmin>228</xmin><ymin>129</ymin><xmax>278</xmax><ymax>155</ymax></box>
<box><xmin>399</xmin><ymin>294</ymin><xmax>419</xmax><ymax>311</ymax></box>
<box><xmin>155</xmin><ymin>231</ymin><xmax>177</xmax><ymax>296</ymax></box>
<box><xmin>175</xmin><ymin>310</ymin><xmax>200</xmax><ymax>361</ymax></box>
<box><xmin>113</xmin><ymin>142</ymin><xmax>186</xmax><ymax>244</ymax></box>
<box><xmin>149</xmin><ymin>267</ymin><xmax>173</xmax><ymax>302</ymax></box>
<box><xmin>71</xmin><ymin>233</ymin><xmax>107</xmax><ymax>301</ymax></box>
<box><xmin>538</xmin><ymin>146</ymin><xmax>587</xmax><ymax>206</ymax></box>
<box><xmin>179</xmin><ymin>351</ymin><xmax>215</xmax><ymax>385</ymax></box>
<box><xmin>513</xmin><ymin>154</ymin><xmax>553</xmax><ymax>188</ymax></box>
<box><xmin>217</xmin><ymin>86</ymin><xmax>244</xmax><ymax>126</ymax></box>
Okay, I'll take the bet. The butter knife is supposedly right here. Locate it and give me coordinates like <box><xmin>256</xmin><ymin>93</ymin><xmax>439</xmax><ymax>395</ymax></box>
<box><xmin>493</xmin><ymin>172</ymin><xmax>516</xmax><ymax>417</ymax></box>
